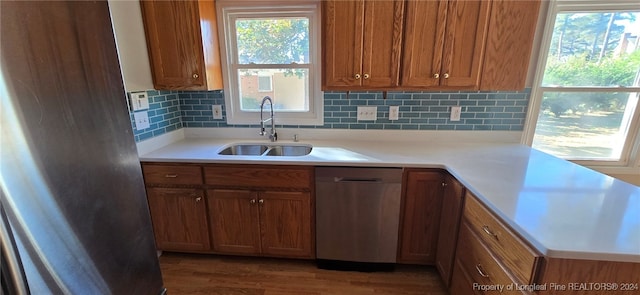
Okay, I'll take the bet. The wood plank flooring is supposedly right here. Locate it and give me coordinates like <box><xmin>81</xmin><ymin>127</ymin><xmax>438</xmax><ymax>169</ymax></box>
<box><xmin>159</xmin><ymin>253</ymin><xmax>448</xmax><ymax>295</ymax></box>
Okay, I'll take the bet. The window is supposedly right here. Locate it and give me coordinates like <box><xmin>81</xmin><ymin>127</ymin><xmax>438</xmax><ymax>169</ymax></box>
<box><xmin>217</xmin><ymin>1</ymin><xmax>322</xmax><ymax>125</ymax></box>
<box><xmin>257</xmin><ymin>75</ymin><xmax>272</xmax><ymax>92</ymax></box>
<box><xmin>525</xmin><ymin>1</ymin><xmax>640</xmax><ymax>170</ymax></box>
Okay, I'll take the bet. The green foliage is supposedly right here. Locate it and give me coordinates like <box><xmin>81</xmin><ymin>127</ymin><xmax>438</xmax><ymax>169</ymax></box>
<box><xmin>236</xmin><ymin>18</ymin><xmax>309</xmax><ymax>64</ymax></box>
<box><xmin>543</xmin><ymin>51</ymin><xmax>640</xmax><ymax>87</ymax></box>
<box><xmin>541</xmin><ymin>12</ymin><xmax>639</xmax><ymax>117</ymax></box>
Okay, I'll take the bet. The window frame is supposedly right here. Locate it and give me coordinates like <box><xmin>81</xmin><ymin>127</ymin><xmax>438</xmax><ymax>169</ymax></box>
<box><xmin>216</xmin><ymin>1</ymin><xmax>323</xmax><ymax>125</ymax></box>
<box><xmin>523</xmin><ymin>0</ymin><xmax>640</xmax><ymax>172</ymax></box>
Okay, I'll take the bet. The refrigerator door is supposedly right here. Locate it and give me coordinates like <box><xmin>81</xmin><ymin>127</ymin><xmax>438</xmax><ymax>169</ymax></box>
<box><xmin>1</xmin><ymin>1</ymin><xmax>164</xmax><ymax>294</ymax></box>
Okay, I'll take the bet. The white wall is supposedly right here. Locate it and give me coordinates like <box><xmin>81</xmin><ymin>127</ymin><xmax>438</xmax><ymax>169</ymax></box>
<box><xmin>108</xmin><ymin>0</ymin><xmax>154</xmax><ymax>92</ymax></box>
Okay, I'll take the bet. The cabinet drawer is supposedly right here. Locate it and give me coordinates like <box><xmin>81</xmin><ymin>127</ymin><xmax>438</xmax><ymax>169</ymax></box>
<box><xmin>456</xmin><ymin>222</ymin><xmax>527</xmax><ymax>295</ymax></box>
<box><xmin>463</xmin><ymin>193</ymin><xmax>539</xmax><ymax>284</ymax></box>
<box><xmin>204</xmin><ymin>165</ymin><xmax>312</xmax><ymax>189</ymax></box>
<box><xmin>142</xmin><ymin>164</ymin><xmax>203</xmax><ymax>185</ymax></box>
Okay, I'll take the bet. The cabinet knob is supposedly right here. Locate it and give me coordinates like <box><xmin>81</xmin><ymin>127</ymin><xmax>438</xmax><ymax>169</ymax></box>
<box><xmin>433</xmin><ymin>73</ymin><xmax>440</xmax><ymax>79</ymax></box>
<box><xmin>475</xmin><ymin>264</ymin><xmax>490</xmax><ymax>278</ymax></box>
<box><xmin>443</xmin><ymin>73</ymin><xmax>449</xmax><ymax>79</ymax></box>
<box><xmin>354</xmin><ymin>73</ymin><xmax>361</xmax><ymax>80</ymax></box>
<box><xmin>192</xmin><ymin>73</ymin><xmax>199</xmax><ymax>79</ymax></box>
<box><xmin>195</xmin><ymin>197</ymin><xmax>202</xmax><ymax>202</ymax></box>
<box><xmin>250</xmin><ymin>199</ymin><xmax>256</xmax><ymax>204</ymax></box>
<box><xmin>258</xmin><ymin>199</ymin><xmax>264</xmax><ymax>205</ymax></box>
<box><xmin>442</xmin><ymin>182</ymin><xmax>448</xmax><ymax>187</ymax></box>
<box><xmin>363</xmin><ymin>73</ymin><xmax>370</xmax><ymax>80</ymax></box>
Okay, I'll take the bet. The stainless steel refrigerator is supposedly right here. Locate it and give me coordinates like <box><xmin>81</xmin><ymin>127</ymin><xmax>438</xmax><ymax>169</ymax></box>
<box><xmin>1</xmin><ymin>1</ymin><xmax>165</xmax><ymax>294</ymax></box>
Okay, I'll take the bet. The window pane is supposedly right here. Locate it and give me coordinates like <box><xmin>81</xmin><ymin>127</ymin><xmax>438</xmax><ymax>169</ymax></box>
<box><xmin>542</xmin><ymin>12</ymin><xmax>640</xmax><ymax>87</ymax></box>
<box><xmin>532</xmin><ymin>92</ymin><xmax>639</xmax><ymax>160</ymax></box>
<box><xmin>257</xmin><ymin>76</ymin><xmax>272</xmax><ymax>92</ymax></box>
<box><xmin>235</xmin><ymin>17</ymin><xmax>309</xmax><ymax>64</ymax></box>
<box><xmin>238</xmin><ymin>69</ymin><xmax>309</xmax><ymax>112</ymax></box>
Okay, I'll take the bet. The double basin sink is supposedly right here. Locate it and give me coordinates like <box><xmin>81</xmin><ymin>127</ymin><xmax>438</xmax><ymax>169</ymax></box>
<box><xmin>218</xmin><ymin>143</ymin><xmax>312</xmax><ymax>157</ymax></box>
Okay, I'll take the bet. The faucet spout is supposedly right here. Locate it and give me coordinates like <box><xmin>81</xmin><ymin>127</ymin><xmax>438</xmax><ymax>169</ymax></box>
<box><xmin>259</xmin><ymin>96</ymin><xmax>277</xmax><ymax>142</ymax></box>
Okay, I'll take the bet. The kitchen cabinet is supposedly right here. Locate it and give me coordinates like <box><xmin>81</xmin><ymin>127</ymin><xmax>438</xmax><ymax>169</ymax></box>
<box><xmin>205</xmin><ymin>165</ymin><xmax>314</xmax><ymax>259</ymax></box>
<box><xmin>140</xmin><ymin>0</ymin><xmax>222</xmax><ymax>90</ymax></box>
<box><xmin>323</xmin><ymin>0</ymin><xmax>540</xmax><ymax>91</ymax></box>
<box><xmin>142</xmin><ymin>164</ymin><xmax>210</xmax><ymax>252</ymax></box>
<box><xmin>322</xmin><ymin>0</ymin><xmax>405</xmax><ymax>89</ymax></box>
<box><xmin>434</xmin><ymin>174</ymin><xmax>465</xmax><ymax>287</ymax></box>
<box><xmin>397</xmin><ymin>169</ymin><xmax>444</xmax><ymax>264</ymax></box>
<box><xmin>207</xmin><ymin>189</ymin><xmax>312</xmax><ymax>258</ymax></box>
<box><xmin>146</xmin><ymin>187</ymin><xmax>210</xmax><ymax>252</ymax></box>
<box><xmin>451</xmin><ymin>191</ymin><xmax>541</xmax><ymax>293</ymax></box>
<box><xmin>401</xmin><ymin>0</ymin><xmax>491</xmax><ymax>89</ymax></box>
<box><xmin>480</xmin><ymin>0</ymin><xmax>541</xmax><ymax>90</ymax></box>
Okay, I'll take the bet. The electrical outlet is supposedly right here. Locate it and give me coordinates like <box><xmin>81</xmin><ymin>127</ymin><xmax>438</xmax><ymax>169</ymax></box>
<box><xmin>450</xmin><ymin>106</ymin><xmax>462</xmax><ymax>121</ymax></box>
<box><xmin>357</xmin><ymin>106</ymin><xmax>377</xmax><ymax>121</ymax></box>
<box><xmin>389</xmin><ymin>106</ymin><xmax>399</xmax><ymax>120</ymax></box>
<box><xmin>130</xmin><ymin>92</ymin><xmax>149</xmax><ymax>111</ymax></box>
<box><xmin>212</xmin><ymin>105</ymin><xmax>223</xmax><ymax>119</ymax></box>
<box><xmin>134</xmin><ymin>111</ymin><xmax>150</xmax><ymax>130</ymax></box>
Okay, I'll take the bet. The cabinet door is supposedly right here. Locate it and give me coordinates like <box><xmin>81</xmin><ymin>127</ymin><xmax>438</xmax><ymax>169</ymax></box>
<box><xmin>207</xmin><ymin>189</ymin><xmax>261</xmax><ymax>255</ymax></box>
<box><xmin>140</xmin><ymin>0</ymin><xmax>206</xmax><ymax>90</ymax></box>
<box><xmin>440</xmin><ymin>0</ymin><xmax>491</xmax><ymax>88</ymax></box>
<box><xmin>259</xmin><ymin>191</ymin><xmax>313</xmax><ymax>258</ymax></box>
<box><xmin>398</xmin><ymin>170</ymin><xmax>444</xmax><ymax>264</ymax></box>
<box><xmin>401</xmin><ymin>0</ymin><xmax>447</xmax><ymax>87</ymax></box>
<box><xmin>480</xmin><ymin>0</ymin><xmax>541</xmax><ymax>90</ymax></box>
<box><xmin>146</xmin><ymin>187</ymin><xmax>210</xmax><ymax>251</ymax></box>
<box><xmin>323</xmin><ymin>0</ymin><xmax>404</xmax><ymax>89</ymax></box>
<box><xmin>434</xmin><ymin>175</ymin><xmax>465</xmax><ymax>287</ymax></box>
<box><xmin>323</xmin><ymin>0</ymin><xmax>364</xmax><ymax>87</ymax></box>
<box><xmin>361</xmin><ymin>0</ymin><xmax>404</xmax><ymax>88</ymax></box>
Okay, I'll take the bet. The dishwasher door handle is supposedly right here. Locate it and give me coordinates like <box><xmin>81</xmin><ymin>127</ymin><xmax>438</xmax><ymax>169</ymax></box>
<box><xmin>333</xmin><ymin>177</ymin><xmax>383</xmax><ymax>183</ymax></box>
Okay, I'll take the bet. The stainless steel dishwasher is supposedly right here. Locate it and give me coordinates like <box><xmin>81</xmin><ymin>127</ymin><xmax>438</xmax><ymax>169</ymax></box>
<box><xmin>315</xmin><ymin>167</ymin><xmax>403</xmax><ymax>271</ymax></box>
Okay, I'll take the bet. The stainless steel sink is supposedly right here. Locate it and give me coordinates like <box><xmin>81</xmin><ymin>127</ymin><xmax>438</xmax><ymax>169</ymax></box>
<box><xmin>218</xmin><ymin>144</ymin><xmax>268</xmax><ymax>156</ymax></box>
<box><xmin>218</xmin><ymin>143</ymin><xmax>312</xmax><ymax>156</ymax></box>
<box><xmin>264</xmin><ymin>145</ymin><xmax>313</xmax><ymax>156</ymax></box>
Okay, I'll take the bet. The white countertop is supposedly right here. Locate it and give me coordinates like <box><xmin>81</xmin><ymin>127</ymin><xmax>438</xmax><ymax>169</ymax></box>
<box><xmin>139</xmin><ymin>128</ymin><xmax>640</xmax><ymax>263</ymax></box>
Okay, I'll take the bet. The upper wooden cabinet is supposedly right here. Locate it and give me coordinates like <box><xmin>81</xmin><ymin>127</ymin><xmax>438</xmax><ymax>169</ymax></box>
<box><xmin>401</xmin><ymin>0</ymin><xmax>491</xmax><ymax>89</ymax></box>
<box><xmin>322</xmin><ymin>0</ymin><xmax>540</xmax><ymax>91</ymax></box>
<box><xmin>140</xmin><ymin>0</ymin><xmax>222</xmax><ymax>90</ymax></box>
<box><xmin>480</xmin><ymin>0</ymin><xmax>541</xmax><ymax>90</ymax></box>
<box><xmin>323</xmin><ymin>0</ymin><xmax>405</xmax><ymax>89</ymax></box>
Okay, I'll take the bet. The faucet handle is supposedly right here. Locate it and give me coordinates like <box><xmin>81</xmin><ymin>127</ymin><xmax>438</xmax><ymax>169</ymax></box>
<box><xmin>259</xmin><ymin>127</ymin><xmax>265</xmax><ymax>136</ymax></box>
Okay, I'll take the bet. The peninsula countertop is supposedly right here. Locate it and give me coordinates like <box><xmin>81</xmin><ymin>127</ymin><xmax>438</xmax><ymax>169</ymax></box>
<box><xmin>138</xmin><ymin>130</ymin><xmax>640</xmax><ymax>263</ymax></box>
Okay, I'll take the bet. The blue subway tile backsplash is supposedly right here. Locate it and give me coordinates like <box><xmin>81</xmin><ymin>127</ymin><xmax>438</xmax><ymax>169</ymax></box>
<box><xmin>129</xmin><ymin>91</ymin><xmax>183</xmax><ymax>142</ymax></box>
<box><xmin>128</xmin><ymin>89</ymin><xmax>530</xmax><ymax>142</ymax></box>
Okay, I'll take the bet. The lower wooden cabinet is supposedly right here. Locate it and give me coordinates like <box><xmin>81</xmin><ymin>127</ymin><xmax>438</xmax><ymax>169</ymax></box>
<box><xmin>397</xmin><ymin>169</ymin><xmax>444</xmax><ymax>264</ymax></box>
<box><xmin>208</xmin><ymin>189</ymin><xmax>313</xmax><ymax>258</ymax></box>
<box><xmin>146</xmin><ymin>187</ymin><xmax>211</xmax><ymax>252</ymax></box>
<box><xmin>435</xmin><ymin>174</ymin><xmax>466</xmax><ymax>287</ymax></box>
<box><xmin>450</xmin><ymin>191</ymin><xmax>541</xmax><ymax>294</ymax></box>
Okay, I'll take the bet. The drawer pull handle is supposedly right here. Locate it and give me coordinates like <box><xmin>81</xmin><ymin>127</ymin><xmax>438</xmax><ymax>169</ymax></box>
<box><xmin>164</xmin><ymin>174</ymin><xmax>178</xmax><ymax>178</ymax></box>
<box><xmin>482</xmin><ymin>225</ymin><xmax>498</xmax><ymax>240</ymax></box>
<box><xmin>475</xmin><ymin>264</ymin><xmax>489</xmax><ymax>278</ymax></box>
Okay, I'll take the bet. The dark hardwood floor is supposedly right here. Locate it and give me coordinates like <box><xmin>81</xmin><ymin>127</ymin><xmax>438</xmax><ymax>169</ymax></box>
<box><xmin>159</xmin><ymin>253</ymin><xmax>448</xmax><ymax>295</ymax></box>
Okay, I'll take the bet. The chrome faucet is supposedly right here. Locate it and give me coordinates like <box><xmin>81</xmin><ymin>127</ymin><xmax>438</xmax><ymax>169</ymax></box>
<box><xmin>259</xmin><ymin>96</ymin><xmax>277</xmax><ymax>142</ymax></box>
